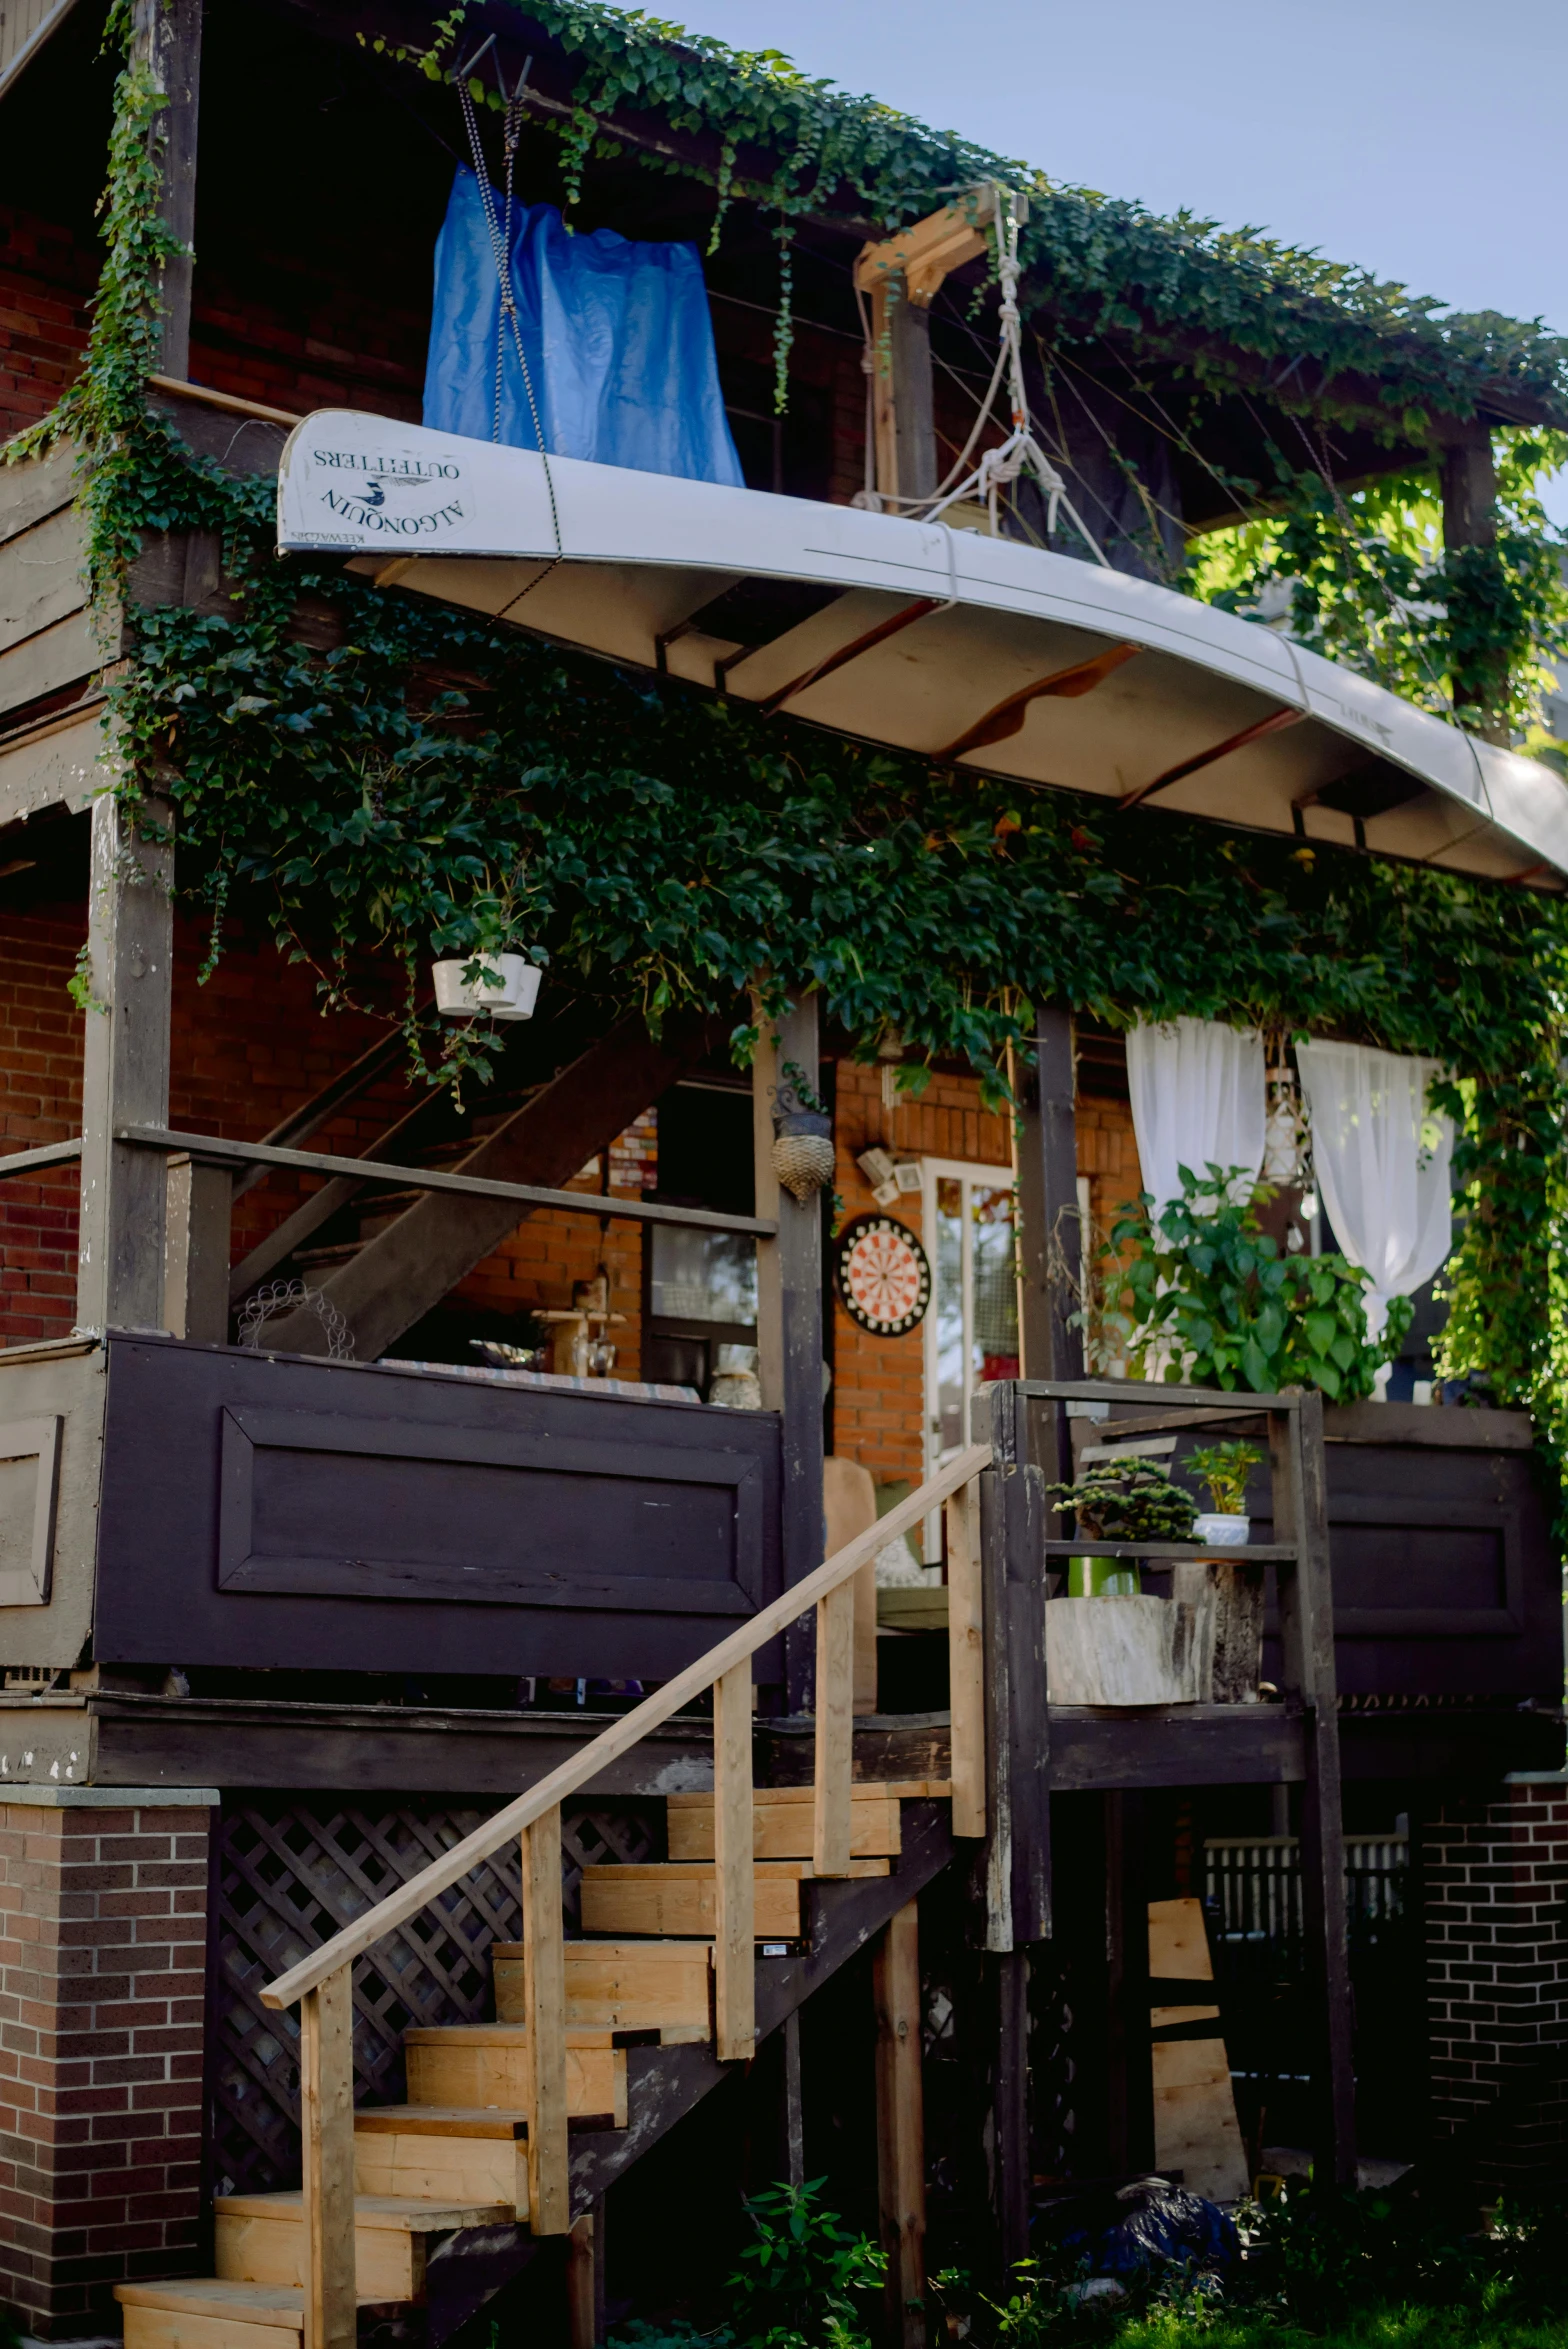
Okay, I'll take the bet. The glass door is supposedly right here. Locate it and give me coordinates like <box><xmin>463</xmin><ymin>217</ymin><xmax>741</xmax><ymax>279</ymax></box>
<box><xmin>921</xmin><ymin>1160</ymin><xmax>1019</xmax><ymax>1550</ymax></box>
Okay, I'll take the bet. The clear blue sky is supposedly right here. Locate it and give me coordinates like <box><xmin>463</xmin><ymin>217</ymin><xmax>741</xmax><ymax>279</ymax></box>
<box><xmin>668</xmin><ymin>0</ymin><xmax>1568</xmax><ymax>521</ymax></box>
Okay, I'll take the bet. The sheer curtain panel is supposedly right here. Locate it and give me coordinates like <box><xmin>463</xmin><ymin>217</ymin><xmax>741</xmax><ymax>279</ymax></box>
<box><xmin>1296</xmin><ymin>1042</ymin><xmax>1453</xmax><ymax>1342</ymax></box>
<box><xmin>1126</xmin><ymin>1018</ymin><xmax>1267</xmax><ymax>1226</ymax></box>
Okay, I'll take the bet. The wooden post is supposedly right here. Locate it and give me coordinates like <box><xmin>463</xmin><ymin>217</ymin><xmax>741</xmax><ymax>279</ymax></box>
<box><xmin>76</xmin><ymin>789</ymin><xmax>174</xmax><ymax>1335</ymax></box>
<box><xmin>978</xmin><ymin>1386</ymin><xmax>1049</xmax><ymax>1950</ymax></box>
<box><xmin>751</xmin><ymin>991</ymin><xmax>826</xmax><ymax>1714</ymax></box>
<box><xmin>566</xmin><ymin>2201</ymin><xmax>603</xmax><ymax>2349</ymax></box>
<box><xmin>163</xmin><ymin>1151</ymin><xmax>234</xmax><ymax>1341</ymax></box>
<box><xmin>990</xmin><ymin>1948</ymin><xmax>1031</xmax><ymax>2275</ymax></box>
<box><xmin>131</xmin><ymin>0</ymin><xmax>202</xmax><ymax>376</ymax></box>
<box><xmin>812</xmin><ymin>1578</ymin><xmax>855</xmax><ymax>1876</ymax></box>
<box><xmin>1439</xmin><ymin>421</ymin><xmax>1505</xmax><ymax>742</ymax></box>
<box><xmin>1103</xmin><ymin>1792</ymin><xmax>1154</xmax><ymax>2174</ymax></box>
<box><xmin>782</xmin><ymin>2007</ymin><xmax>805</xmax><ymax>2189</ymax></box>
<box><xmin>1013</xmin><ymin>1008</ymin><xmax>1080</xmax><ymax>1496</ymax></box>
<box><xmin>713</xmin><ymin>1660</ymin><xmax>756</xmax><ymax>2061</ymax></box>
<box><xmin>299</xmin><ymin>1965</ymin><xmax>356</xmax><ymax>2349</ymax></box>
<box><xmin>867</xmin><ymin>286</ymin><xmax>937</xmax><ymax>508</ymax></box>
<box><xmin>945</xmin><ymin>1477</ymin><xmax>986</xmax><ymax>1837</ymax></box>
<box><xmin>873</xmin><ymin>1902</ymin><xmax>926</xmax><ymax>2349</ymax></box>
<box><xmin>1270</xmin><ymin>1394</ymin><xmax>1356</xmax><ymax>2186</ymax></box>
<box><xmin>522</xmin><ymin>1806</ymin><xmax>571</xmax><ymax>2234</ymax></box>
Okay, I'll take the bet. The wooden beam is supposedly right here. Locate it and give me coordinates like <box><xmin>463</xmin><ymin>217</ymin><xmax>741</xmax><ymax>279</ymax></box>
<box><xmin>945</xmin><ymin>1480</ymin><xmax>986</xmax><ymax>1838</ymax></box>
<box><xmin>522</xmin><ymin>1806</ymin><xmax>571</xmax><ymax>2235</ymax></box>
<box><xmin>854</xmin><ymin>200</ymin><xmax>990</xmax><ymax>310</ymax></box>
<box><xmin>262</xmin><ymin>1009</ymin><xmax>733</xmax><ymax>1362</ymax></box>
<box><xmin>873</xmin><ymin>1902</ymin><xmax>927</xmax><ymax>2349</ymax></box>
<box><xmin>1270</xmin><ymin>1395</ymin><xmax>1357</xmax><ymax>2186</ymax></box>
<box><xmin>1119</xmin><ymin>706</ymin><xmax>1303</xmax><ymax>810</ymax></box>
<box><xmin>131</xmin><ymin>0</ymin><xmax>201</xmax><ymax>378</ymax></box>
<box><xmin>753</xmin><ymin>994</ymin><xmax>827</xmax><ymax>1711</ymax></box>
<box><xmin>1013</xmin><ymin>1008</ymin><xmax>1080</xmax><ymax>1495</ymax></box>
<box><xmin>162</xmin><ymin>1152</ymin><xmax>234</xmax><ymax>1343</ymax></box>
<box><xmin>979</xmin><ymin>1387</ymin><xmax>1049</xmax><ymax>1952</ymax></box>
<box><xmin>989</xmin><ymin>1949</ymin><xmax>1031</xmax><ymax>2274</ymax></box>
<box><xmin>712</xmin><ymin>1660</ymin><xmax>755</xmax><ymax>2063</ymax></box>
<box><xmin>77</xmin><ymin>789</ymin><xmax>174</xmax><ymax>1335</ymax></box>
<box><xmin>299</xmin><ymin>1967</ymin><xmax>356</xmax><ymax>2349</ymax></box>
<box><xmin>812</xmin><ymin>1579</ymin><xmax>855</xmax><ymax>1876</ymax></box>
<box><xmin>939</xmin><ymin>643</ymin><xmax>1139</xmax><ymax>762</ymax></box>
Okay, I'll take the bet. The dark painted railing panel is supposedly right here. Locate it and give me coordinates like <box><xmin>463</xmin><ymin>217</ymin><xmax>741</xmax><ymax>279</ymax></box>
<box><xmin>95</xmin><ymin>1335</ymin><xmax>783</xmax><ymax>1678</ymax></box>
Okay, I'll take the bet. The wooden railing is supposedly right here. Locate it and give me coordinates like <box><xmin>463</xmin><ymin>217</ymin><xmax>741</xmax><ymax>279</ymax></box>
<box><xmin>260</xmin><ymin>1441</ymin><xmax>992</xmax><ymax>2349</ymax></box>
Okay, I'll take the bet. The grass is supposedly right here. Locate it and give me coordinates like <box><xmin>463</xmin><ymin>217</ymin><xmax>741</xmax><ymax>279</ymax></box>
<box><xmin>1117</xmin><ymin>2311</ymin><xmax>1568</xmax><ymax>2349</ymax></box>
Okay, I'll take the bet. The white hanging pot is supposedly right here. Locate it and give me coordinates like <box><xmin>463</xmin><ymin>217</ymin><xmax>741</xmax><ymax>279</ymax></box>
<box><xmin>431</xmin><ymin>952</ymin><xmax>542</xmax><ymax>1021</ymax></box>
<box><xmin>1192</xmin><ymin>1512</ymin><xmax>1250</xmax><ymax>1549</ymax></box>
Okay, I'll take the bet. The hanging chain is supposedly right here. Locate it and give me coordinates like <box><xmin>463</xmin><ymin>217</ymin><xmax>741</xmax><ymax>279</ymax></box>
<box><xmin>454</xmin><ymin>74</ymin><xmax>563</xmax><ymax>557</ymax></box>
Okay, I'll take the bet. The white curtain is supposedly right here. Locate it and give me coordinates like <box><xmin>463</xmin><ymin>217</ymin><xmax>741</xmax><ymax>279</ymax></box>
<box><xmin>1126</xmin><ymin>1018</ymin><xmax>1267</xmax><ymax>1226</ymax></box>
<box><xmin>1296</xmin><ymin>1042</ymin><xmax>1454</xmax><ymax>1343</ymax></box>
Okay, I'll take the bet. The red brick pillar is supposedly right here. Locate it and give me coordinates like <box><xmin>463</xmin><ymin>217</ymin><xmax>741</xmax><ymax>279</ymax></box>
<box><xmin>1425</xmin><ymin>1773</ymin><xmax>1568</xmax><ymax>2185</ymax></box>
<box><xmin>0</xmin><ymin>1785</ymin><xmax>218</xmax><ymax>2338</ymax></box>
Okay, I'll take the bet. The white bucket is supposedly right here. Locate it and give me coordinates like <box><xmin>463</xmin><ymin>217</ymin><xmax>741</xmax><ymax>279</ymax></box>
<box><xmin>431</xmin><ymin>953</ymin><xmax>542</xmax><ymax>1021</ymax></box>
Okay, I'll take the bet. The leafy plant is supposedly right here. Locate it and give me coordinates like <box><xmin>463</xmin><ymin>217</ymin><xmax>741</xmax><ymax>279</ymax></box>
<box><xmin>1183</xmin><ymin>1442</ymin><xmax>1261</xmax><ymax>1517</ymax></box>
<box><xmin>1043</xmin><ymin>1458</ymin><xmax>1198</xmax><ymax>1545</ymax></box>
<box><xmin>725</xmin><ymin>2180</ymin><xmax>884</xmax><ymax>2349</ymax></box>
<box><xmin>1099</xmin><ymin>1168</ymin><xmax>1412</xmax><ymax>1401</ymax></box>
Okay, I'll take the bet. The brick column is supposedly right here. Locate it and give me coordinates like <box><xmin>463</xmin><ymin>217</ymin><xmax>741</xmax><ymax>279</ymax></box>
<box><xmin>1425</xmin><ymin>1773</ymin><xmax>1568</xmax><ymax>2185</ymax></box>
<box><xmin>0</xmin><ymin>1785</ymin><xmax>219</xmax><ymax>2339</ymax></box>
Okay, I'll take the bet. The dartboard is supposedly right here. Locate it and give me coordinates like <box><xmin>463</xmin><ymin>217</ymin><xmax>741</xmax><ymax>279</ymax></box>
<box><xmin>835</xmin><ymin>1214</ymin><xmax>932</xmax><ymax>1335</ymax></box>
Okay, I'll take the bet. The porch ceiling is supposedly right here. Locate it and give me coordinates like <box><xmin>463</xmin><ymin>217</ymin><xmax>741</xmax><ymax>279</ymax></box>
<box><xmin>277</xmin><ymin>411</ymin><xmax>1568</xmax><ymax>889</ymax></box>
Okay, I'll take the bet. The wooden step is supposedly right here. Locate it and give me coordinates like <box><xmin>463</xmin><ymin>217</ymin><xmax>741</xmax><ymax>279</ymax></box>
<box><xmin>667</xmin><ymin>1784</ymin><xmax>905</xmax><ymax>1861</ymax></box>
<box><xmin>403</xmin><ymin>2023</ymin><xmax>627</xmax><ymax>2122</ymax></box>
<box><xmin>214</xmin><ymin>2191</ymin><xmax>510</xmax><ymax>2302</ymax></box>
<box><xmin>354</xmin><ymin>2106</ymin><xmax>530</xmax><ymax>2212</ymax></box>
<box><xmin>492</xmin><ymin>1939</ymin><xmax>712</xmax><ymax>2038</ymax></box>
<box><xmin>580</xmin><ymin>1857</ymin><xmax>889</xmax><ymax>1938</ymax></box>
<box><xmin>116</xmin><ymin>2280</ymin><xmax>317</xmax><ymax>2349</ymax></box>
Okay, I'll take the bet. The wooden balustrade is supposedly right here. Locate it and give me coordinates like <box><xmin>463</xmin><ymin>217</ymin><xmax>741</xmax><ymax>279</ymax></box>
<box><xmin>262</xmin><ymin>1440</ymin><xmax>991</xmax><ymax>2349</ymax></box>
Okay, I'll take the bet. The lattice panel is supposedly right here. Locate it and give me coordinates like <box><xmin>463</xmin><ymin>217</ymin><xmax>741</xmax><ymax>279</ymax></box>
<box><xmin>210</xmin><ymin>1795</ymin><xmax>658</xmax><ymax>2198</ymax></box>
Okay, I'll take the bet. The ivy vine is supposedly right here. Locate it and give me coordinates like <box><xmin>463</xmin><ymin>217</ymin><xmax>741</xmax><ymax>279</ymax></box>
<box><xmin>7</xmin><ymin>0</ymin><xmax>1568</xmax><ymax>1487</ymax></box>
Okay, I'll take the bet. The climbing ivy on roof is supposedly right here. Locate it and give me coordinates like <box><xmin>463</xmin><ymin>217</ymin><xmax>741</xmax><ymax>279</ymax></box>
<box><xmin>389</xmin><ymin>0</ymin><xmax>1568</xmax><ymax>430</ymax></box>
<box><xmin>8</xmin><ymin>1</ymin><xmax>1568</xmax><ymax>1467</ymax></box>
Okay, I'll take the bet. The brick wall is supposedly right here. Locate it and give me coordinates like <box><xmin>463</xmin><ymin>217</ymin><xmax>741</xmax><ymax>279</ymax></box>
<box><xmin>1425</xmin><ymin>1776</ymin><xmax>1568</xmax><ymax>2183</ymax></box>
<box><xmin>0</xmin><ymin>1791</ymin><xmax>215</xmax><ymax>2338</ymax></box>
<box><xmin>0</xmin><ymin>205</ymin><xmax>94</xmax><ymax>439</ymax></box>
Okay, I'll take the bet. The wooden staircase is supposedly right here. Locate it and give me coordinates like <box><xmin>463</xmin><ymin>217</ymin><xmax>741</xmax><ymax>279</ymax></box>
<box><xmin>114</xmin><ymin>1448</ymin><xmax>990</xmax><ymax>2349</ymax></box>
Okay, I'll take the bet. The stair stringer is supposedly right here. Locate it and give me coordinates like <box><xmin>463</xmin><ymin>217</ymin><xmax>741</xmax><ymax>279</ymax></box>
<box><xmin>572</xmin><ymin>1798</ymin><xmax>956</xmax><ymax>2209</ymax></box>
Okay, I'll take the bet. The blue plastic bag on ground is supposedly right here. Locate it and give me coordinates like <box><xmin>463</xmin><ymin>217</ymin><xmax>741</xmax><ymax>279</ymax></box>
<box><xmin>423</xmin><ymin>167</ymin><xmax>744</xmax><ymax>486</ymax></box>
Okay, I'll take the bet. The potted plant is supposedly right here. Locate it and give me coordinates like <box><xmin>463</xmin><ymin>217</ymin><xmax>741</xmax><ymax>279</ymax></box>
<box><xmin>431</xmin><ymin>950</ymin><xmax>542</xmax><ymax>1022</ymax></box>
<box><xmin>1183</xmin><ymin>1440</ymin><xmax>1261</xmax><ymax>1548</ymax></box>
<box><xmin>1043</xmin><ymin>1456</ymin><xmax>1198</xmax><ymax>1593</ymax></box>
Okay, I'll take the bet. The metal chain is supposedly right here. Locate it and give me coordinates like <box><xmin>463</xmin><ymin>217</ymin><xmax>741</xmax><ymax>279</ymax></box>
<box><xmin>454</xmin><ymin>79</ymin><xmax>563</xmax><ymax>558</ymax></box>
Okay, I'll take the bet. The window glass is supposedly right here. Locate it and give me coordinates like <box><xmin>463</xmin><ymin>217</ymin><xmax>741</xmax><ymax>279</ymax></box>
<box><xmin>649</xmin><ymin>1224</ymin><xmax>758</xmax><ymax>1326</ymax></box>
<box><xmin>972</xmin><ymin>1185</ymin><xmax>1019</xmax><ymax>1382</ymax></box>
<box><xmin>933</xmin><ymin>1177</ymin><xmax>966</xmax><ymax>1457</ymax></box>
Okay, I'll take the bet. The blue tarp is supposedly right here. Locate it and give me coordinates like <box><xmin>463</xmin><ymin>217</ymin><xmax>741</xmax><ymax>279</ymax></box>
<box><xmin>423</xmin><ymin>167</ymin><xmax>744</xmax><ymax>487</ymax></box>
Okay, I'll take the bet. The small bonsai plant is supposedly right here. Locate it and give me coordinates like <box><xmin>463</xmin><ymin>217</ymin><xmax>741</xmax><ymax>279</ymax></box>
<box><xmin>1184</xmin><ymin>1440</ymin><xmax>1262</xmax><ymax>1518</ymax></box>
<box><xmin>1042</xmin><ymin>1457</ymin><xmax>1198</xmax><ymax>1545</ymax></box>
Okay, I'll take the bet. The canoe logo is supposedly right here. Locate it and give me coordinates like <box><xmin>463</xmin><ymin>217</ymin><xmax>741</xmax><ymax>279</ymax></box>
<box><xmin>308</xmin><ymin>443</ymin><xmax>465</xmax><ymax>537</ymax></box>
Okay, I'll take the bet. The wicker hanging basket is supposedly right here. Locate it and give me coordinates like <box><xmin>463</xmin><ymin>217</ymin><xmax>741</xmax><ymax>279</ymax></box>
<box><xmin>772</xmin><ymin>1112</ymin><xmax>835</xmax><ymax>1202</ymax></box>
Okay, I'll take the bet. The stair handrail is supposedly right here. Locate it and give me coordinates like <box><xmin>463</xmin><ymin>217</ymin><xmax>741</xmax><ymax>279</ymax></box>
<box><xmin>261</xmin><ymin>1438</ymin><xmax>990</xmax><ymax>2017</ymax></box>
<box><xmin>262</xmin><ymin>1438</ymin><xmax>989</xmax><ymax>2346</ymax></box>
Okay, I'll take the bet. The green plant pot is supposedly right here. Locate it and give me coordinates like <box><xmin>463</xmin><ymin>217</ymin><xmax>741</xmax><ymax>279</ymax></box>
<box><xmin>1067</xmin><ymin>1555</ymin><xmax>1142</xmax><ymax>1598</ymax></box>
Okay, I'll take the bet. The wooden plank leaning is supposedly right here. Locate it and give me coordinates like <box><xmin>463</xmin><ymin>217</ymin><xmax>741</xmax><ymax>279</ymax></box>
<box><xmin>299</xmin><ymin>1965</ymin><xmax>356</xmax><ymax>2349</ymax></box>
<box><xmin>259</xmin><ymin>1441</ymin><xmax>991</xmax><ymax>2016</ymax></box>
<box><xmin>712</xmin><ymin>1660</ymin><xmax>755</xmax><ymax>2062</ymax></box>
<box><xmin>812</xmin><ymin>1578</ymin><xmax>856</xmax><ymax>1876</ymax></box>
<box><xmin>945</xmin><ymin>1477</ymin><xmax>986</xmax><ymax>1837</ymax></box>
<box><xmin>523</xmin><ymin>1805</ymin><xmax>571</xmax><ymax>2234</ymax></box>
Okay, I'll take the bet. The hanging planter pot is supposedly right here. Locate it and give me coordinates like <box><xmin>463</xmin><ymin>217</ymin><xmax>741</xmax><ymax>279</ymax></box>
<box><xmin>770</xmin><ymin>1063</ymin><xmax>834</xmax><ymax>1203</ymax></box>
<box><xmin>431</xmin><ymin>952</ymin><xmax>542</xmax><ymax>1021</ymax></box>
